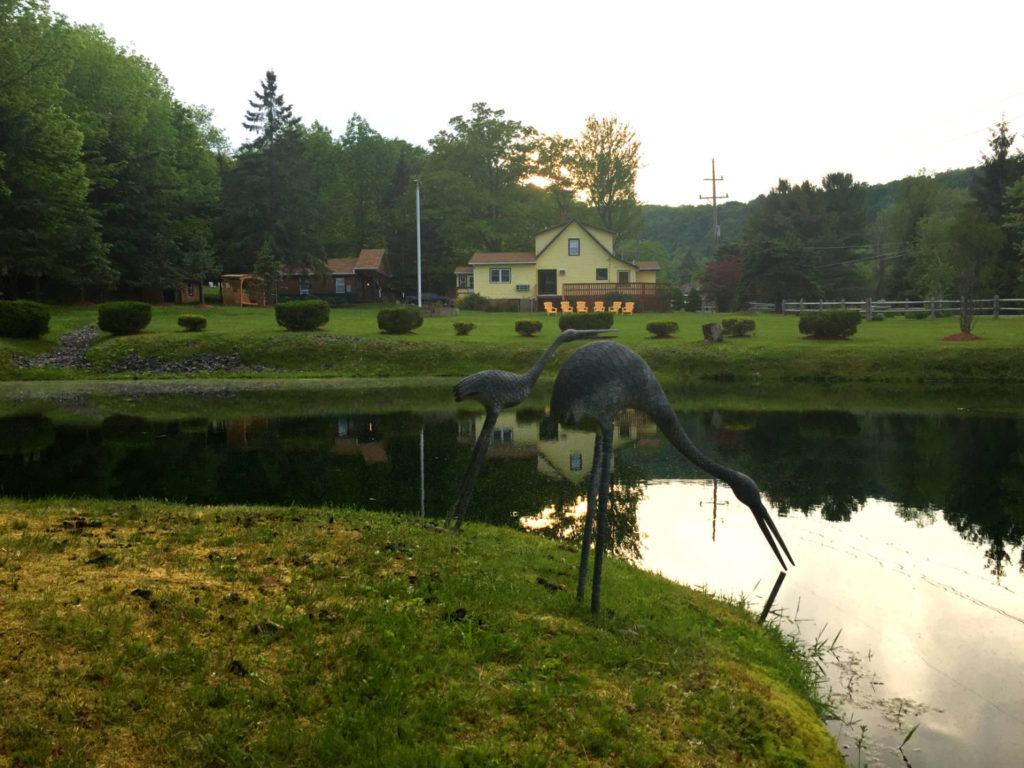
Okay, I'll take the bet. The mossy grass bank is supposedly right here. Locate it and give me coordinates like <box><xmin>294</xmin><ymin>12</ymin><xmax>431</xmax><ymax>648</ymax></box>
<box><xmin>0</xmin><ymin>498</ymin><xmax>842</xmax><ymax>767</ymax></box>
<box><xmin>2</xmin><ymin>304</ymin><xmax>1023</xmax><ymax>385</ymax></box>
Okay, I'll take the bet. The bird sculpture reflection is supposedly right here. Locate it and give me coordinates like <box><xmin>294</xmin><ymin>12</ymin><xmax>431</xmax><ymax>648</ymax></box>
<box><xmin>446</xmin><ymin>328</ymin><xmax>616</xmax><ymax>531</ymax></box>
<box><xmin>548</xmin><ymin>341</ymin><xmax>794</xmax><ymax>614</ymax></box>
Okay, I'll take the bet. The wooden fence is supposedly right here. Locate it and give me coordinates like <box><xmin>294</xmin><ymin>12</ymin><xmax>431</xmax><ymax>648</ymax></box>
<box><xmin>747</xmin><ymin>296</ymin><xmax>1024</xmax><ymax>320</ymax></box>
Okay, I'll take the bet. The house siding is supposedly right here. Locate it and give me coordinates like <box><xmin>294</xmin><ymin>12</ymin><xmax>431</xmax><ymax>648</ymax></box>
<box><xmin>472</xmin><ymin>263</ymin><xmax>537</xmax><ymax>299</ymax></box>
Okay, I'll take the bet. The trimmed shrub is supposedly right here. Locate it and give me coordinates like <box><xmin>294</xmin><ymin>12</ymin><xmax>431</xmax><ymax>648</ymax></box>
<box><xmin>515</xmin><ymin>320</ymin><xmax>542</xmax><ymax>337</ymax></box>
<box><xmin>453</xmin><ymin>322</ymin><xmax>475</xmax><ymax>336</ymax></box>
<box><xmin>455</xmin><ymin>293</ymin><xmax>490</xmax><ymax>311</ymax></box>
<box><xmin>798</xmin><ymin>309</ymin><xmax>861</xmax><ymax>339</ymax></box>
<box><xmin>0</xmin><ymin>300</ymin><xmax>50</xmax><ymax>338</ymax></box>
<box><xmin>558</xmin><ymin>312</ymin><xmax>614</xmax><ymax>331</ymax></box>
<box><xmin>377</xmin><ymin>305</ymin><xmax>424</xmax><ymax>334</ymax></box>
<box><xmin>97</xmin><ymin>301</ymin><xmax>152</xmax><ymax>335</ymax></box>
<box><xmin>722</xmin><ymin>318</ymin><xmax>756</xmax><ymax>337</ymax></box>
<box><xmin>275</xmin><ymin>299</ymin><xmax>330</xmax><ymax>331</ymax></box>
<box><xmin>177</xmin><ymin>314</ymin><xmax>207</xmax><ymax>332</ymax></box>
<box><xmin>646</xmin><ymin>321</ymin><xmax>679</xmax><ymax>338</ymax></box>
<box><xmin>657</xmin><ymin>285</ymin><xmax>685</xmax><ymax>310</ymax></box>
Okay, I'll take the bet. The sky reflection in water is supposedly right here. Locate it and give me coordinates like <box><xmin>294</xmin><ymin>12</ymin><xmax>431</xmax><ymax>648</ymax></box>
<box><xmin>635</xmin><ymin>480</ymin><xmax>1024</xmax><ymax>768</ymax></box>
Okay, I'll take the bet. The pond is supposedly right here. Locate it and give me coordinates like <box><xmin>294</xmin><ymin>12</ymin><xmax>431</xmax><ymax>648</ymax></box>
<box><xmin>1</xmin><ymin>388</ymin><xmax>1022</xmax><ymax>767</ymax></box>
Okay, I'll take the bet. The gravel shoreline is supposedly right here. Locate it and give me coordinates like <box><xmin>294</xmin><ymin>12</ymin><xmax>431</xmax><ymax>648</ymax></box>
<box><xmin>13</xmin><ymin>325</ymin><xmax>277</xmax><ymax>375</ymax></box>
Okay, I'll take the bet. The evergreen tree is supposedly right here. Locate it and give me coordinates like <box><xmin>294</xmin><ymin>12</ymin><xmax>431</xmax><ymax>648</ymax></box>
<box><xmin>242</xmin><ymin>69</ymin><xmax>299</xmax><ymax>150</ymax></box>
<box><xmin>972</xmin><ymin>117</ymin><xmax>1024</xmax><ymax>295</ymax></box>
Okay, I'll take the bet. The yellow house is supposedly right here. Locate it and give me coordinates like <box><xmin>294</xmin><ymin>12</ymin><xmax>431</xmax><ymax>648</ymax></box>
<box><xmin>457</xmin><ymin>220</ymin><xmax>660</xmax><ymax>307</ymax></box>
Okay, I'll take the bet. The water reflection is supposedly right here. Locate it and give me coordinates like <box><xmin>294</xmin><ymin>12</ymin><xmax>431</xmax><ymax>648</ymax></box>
<box><xmin>2</xmin><ymin>403</ymin><xmax>1024</xmax><ymax>766</ymax></box>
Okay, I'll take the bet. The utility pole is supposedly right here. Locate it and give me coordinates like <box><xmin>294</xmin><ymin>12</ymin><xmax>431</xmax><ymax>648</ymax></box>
<box><xmin>700</xmin><ymin>158</ymin><xmax>728</xmax><ymax>244</ymax></box>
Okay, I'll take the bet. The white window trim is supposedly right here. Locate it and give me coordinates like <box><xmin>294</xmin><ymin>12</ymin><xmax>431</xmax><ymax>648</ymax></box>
<box><xmin>568</xmin><ymin>238</ymin><xmax>580</xmax><ymax>256</ymax></box>
<box><xmin>489</xmin><ymin>268</ymin><xmax>511</xmax><ymax>284</ymax></box>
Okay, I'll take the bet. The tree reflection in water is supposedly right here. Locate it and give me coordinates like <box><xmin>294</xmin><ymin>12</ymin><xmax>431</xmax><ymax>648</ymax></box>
<box><xmin>0</xmin><ymin>407</ymin><xmax>1021</xmax><ymax>577</ymax></box>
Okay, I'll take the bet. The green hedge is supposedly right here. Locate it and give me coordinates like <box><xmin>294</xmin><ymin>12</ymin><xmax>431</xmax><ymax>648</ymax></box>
<box><xmin>177</xmin><ymin>314</ymin><xmax>207</xmax><ymax>332</ymax></box>
<box><xmin>722</xmin><ymin>318</ymin><xmax>756</xmax><ymax>337</ymax></box>
<box><xmin>558</xmin><ymin>312</ymin><xmax>614</xmax><ymax>331</ymax></box>
<box><xmin>515</xmin><ymin>320</ymin><xmax>542</xmax><ymax>337</ymax></box>
<box><xmin>453</xmin><ymin>322</ymin><xmax>475</xmax><ymax>336</ymax></box>
<box><xmin>275</xmin><ymin>300</ymin><xmax>330</xmax><ymax>331</ymax></box>
<box><xmin>646</xmin><ymin>321</ymin><xmax>679</xmax><ymax>338</ymax></box>
<box><xmin>0</xmin><ymin>300</ymin><xmax>50</xmax><ymax>339</ymax></box>
<box><xmin>798</xmin><ymin>309</ymin><xmax>861</xmax><ymax>339</ymax></box>
<box><xmin>455</xmin><ymin>294</ymin><xmax>490</xmax><ymax>311</ymax></box>
<box><xmin>377</xmin><ymin>305</ymin><xmax>424</xmax><ymax>334</ymax></box>
<box><xmin>97</xmin><ymin>301</ymin><xmax>152</xmax><ymax>336</ymax></box>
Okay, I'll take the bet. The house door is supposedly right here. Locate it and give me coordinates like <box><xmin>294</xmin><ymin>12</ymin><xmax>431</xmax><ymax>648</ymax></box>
<box><xmin>538</xmin><ymin>269</ymin><xmax>558</xmax><ymax>296</ymax></box>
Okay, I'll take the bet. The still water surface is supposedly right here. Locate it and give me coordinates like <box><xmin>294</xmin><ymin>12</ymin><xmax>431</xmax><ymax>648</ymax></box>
<box><xmin>1</xmin><ymin>398</ymin><xmax>1022</xmax><ymax>767</ymax></box>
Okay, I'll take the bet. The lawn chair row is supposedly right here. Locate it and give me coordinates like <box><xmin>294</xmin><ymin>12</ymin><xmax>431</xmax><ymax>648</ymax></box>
<box><xmin>543</xmin><ymin>300</ymin><xmax>634</xmax><ymax>314</ymax></box>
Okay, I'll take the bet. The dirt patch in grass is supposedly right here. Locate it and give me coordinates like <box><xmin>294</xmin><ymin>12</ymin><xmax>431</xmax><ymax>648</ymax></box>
<box><xmin>941</xmin><ymin>333</ymin><xmax>982</xmax><ymax>341</ymax></box>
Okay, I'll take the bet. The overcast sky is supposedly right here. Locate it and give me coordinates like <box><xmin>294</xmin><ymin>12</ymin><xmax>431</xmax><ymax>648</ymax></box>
<box><xmin>48</xmin><ymin>0</ymin><xmax>1024</xmax><ymax>206</ymax></box>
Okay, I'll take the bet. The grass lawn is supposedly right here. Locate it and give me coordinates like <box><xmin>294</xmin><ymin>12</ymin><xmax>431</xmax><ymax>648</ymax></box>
<box><xmin>0</xmin><ymin>498</ymin><xmax>842</xmax><ymax>768</ymax></box>
<box><xmin>2</xmin><ymin>303</ymin><xmax>1022</xmax><ymax>385</ymax></box>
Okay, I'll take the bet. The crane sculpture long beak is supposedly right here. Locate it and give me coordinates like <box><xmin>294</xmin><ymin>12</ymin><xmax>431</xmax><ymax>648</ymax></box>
<box><xmin>751</xmin><ymin>500</ymin><xmax>795</xmax><ymax>570</ymax></box>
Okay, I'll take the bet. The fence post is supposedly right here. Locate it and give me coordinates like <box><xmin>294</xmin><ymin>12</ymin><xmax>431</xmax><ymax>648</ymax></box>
<box><xmin>799</xmin><ymin>298</ymin><xmax>804</xmax><ymax>313</ymax></box>
<box><xmin>841</xmin><ymin>299</ymin><xmax>846</xmax><ymax>309</ymax></box>
<box><xmin>781</xmin><ymin>299</ymin><xmax>787</xmax><ymax>315</ymax></box>
<box><xmin>930</xmin><ymin>298</ymin><xmax>936</xmax><ymax>319</ymax></box>
<box><xmin>865</xmin><ymin>297</ymin><xmax>872</xmax><ymax>322</ymax></box>
<box><xmin>993</xmin><ymin>294</ymin><xmax>1000</xmax><ymax>320</ymax></box>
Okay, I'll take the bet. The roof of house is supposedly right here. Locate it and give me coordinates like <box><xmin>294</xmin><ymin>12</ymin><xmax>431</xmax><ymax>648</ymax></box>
<box><xmin>636</xmin><ymin>261</ymin><xmax>661</xmax><ymax>271</ymax></box>
<box><xmin>321</xmin><ymin>249</ymin><xmax>389</xmax><ymax>277</ymax></box>
<box><xmin>355</xmin><ymin>248</ymin><xmax>389</xmax><ymax>275</ymax></box>
<box><xmin>468</xmin><ymin>252</ymin><xmax>537</xmax><ymax>265</ymax></box>
<box><xmin>534</xmin><ymin>218</ymin><xmax>616</xmax><ymax>238</ymax></box>
<box><xmin>453</xmin><ymin>265</ymin><xmax>474</xmax><ymax>274</ymax></box>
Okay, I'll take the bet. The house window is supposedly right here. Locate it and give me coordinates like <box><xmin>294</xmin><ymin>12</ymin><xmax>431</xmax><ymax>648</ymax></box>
<box><xmin>457</xmin><ymin>273</ymin><xmax>474</xmax><ymax>290</ymax></box>
<box><xmin>617</xmin><ymin>270</ymin><xmax>630</xmax><ymax>284</ymax></box>
<box><xmin>568</xmin><ymin>238</ymin><xmax>580</xmax><ymax>256</ymax></box>
<box><xmin>186</xmin><ymin>283</ymin><xmax>195</xmax><ymax>297</ymax></box>
<box><xmin>570</xmin><ymin>453</ymin><xmax>583</xmax><ymax>471</ymax></box>
<box><xmin>596</xmin><ymin>268</ymin><xmax>608</xmax><ymax>281</ymax></box>
<box><xmin>299</xmin><ymin>277</ymin><xmax>311</xmax><ymax>295</ymax></box>
<box><xmin>335</xmin><ymin>277</ymin><xmax>349</xmax><ymax>294</ymax></box>
<box><xmin>489</xmin><ymin>268</ymin><xmax>511</xmax><ymax>284</ymax></box>
<box><xmin>493</xmin><ymin>427</ymin><xmax>514</xmax><ymax>444</ymax></box>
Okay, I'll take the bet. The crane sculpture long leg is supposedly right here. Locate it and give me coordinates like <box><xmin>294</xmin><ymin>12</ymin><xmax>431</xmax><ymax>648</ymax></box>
<box><xmin>549</xmin><ymin>341</ymin><xmax>794</xmax><ymax>615</ymax></box>
<box><xmin>446</xmin><ymin>328</ymin><xmax>616</xmax><ymax>532</ymax></box>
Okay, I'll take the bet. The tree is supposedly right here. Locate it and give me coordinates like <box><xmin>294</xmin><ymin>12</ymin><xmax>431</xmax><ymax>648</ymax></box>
<box><xmin>739</xmin><ymin>235</ymin><xmax>818</xmax><ymax>312</ymax></box>
<box><xmin>699</xmin><ymin>242</ymin><xmax>743</xmax><ymax>311</ymax></box>
<box><xmin>947</xmin><ymin>203</ymin><xmax>1004</xmax><ymax>334</ymax></box>
<box><xmin>972</xmin><ymin>117</ymin><xmax>1024</xmax><ymax>295</ymax></box>
<box><xmin>0</xmin><ymin>0</ymin><xmax>109</xmax><ymax>297</ymax></box>
<box><xmin>241</xmin><ymin>69</ymin><xmax>299</xmax><ymax>151</ymax></box>
<box><xmin>568</xmin><ymin>115</ymin><xmax>643</xmax><ymax>237</ymax></box>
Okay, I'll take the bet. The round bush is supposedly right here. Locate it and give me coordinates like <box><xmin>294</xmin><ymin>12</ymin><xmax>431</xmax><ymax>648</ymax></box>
<box><xmin>97</xmin><ymin>301</ymin><xmax>152</xmax><ymax>336</ymax></box>
<box><xmin>646</xmin><ymin>321</ymin><xmax>679</xmax><ymax>338</ymax></box>
<box><xmin>515</xmin><ymin>320</ymin><xmax>542</xmax><ymax>337</ymax></box>
<box><xmin>0</xmin><ymin>300</ymin><xmax>50</xmax><ymax>338</ymax></box>
<box><xmin>798</xmin><ymin>309</ymin><xmax>861</xmax><ymax>339</ymax></box>
<box><xmin>722</xmin><ymin>318</ymin><xmax>756</xmax><ymax>337</ymax></box>
<box><xmin>558</xmin><ymin>312</ymin><xmax>614</xmax><ymax>331</ymax></box>
<box><xmin>455</xmin><ymin>293</ymin><xmax>490</xmax><ymax>311</ymax></box>
<box><xmin>177</xmin><ymin>314</ymin><xmax>207</xmax><ymax>332</ymax></box>
<box><xmin>377</xmin><ymin>305</ymin><xmax>424</xmax><ymax>334</ymax></box>
<box><xmin>453</xmin><ymin>322</ymin><xmax>475</xmax><ymax>336</ymax></box>
<box><xmin>275</xmin><ymin>299</ymin><xmax>330</xmax><ymax>331</ymax></box>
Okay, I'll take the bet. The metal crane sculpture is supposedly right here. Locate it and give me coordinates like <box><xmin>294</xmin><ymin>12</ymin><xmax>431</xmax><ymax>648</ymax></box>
<box><xmin>445</xmin><ymin>327</ymin><xmax>616</xmax><ymax>532</ymax></box>
<box><xmin>548</xmin><ymin>340</ymin><xmax>795</xmax><ymax>614</ymax></box>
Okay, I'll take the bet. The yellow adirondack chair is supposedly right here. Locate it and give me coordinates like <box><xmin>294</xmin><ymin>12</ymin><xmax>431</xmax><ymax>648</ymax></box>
<box><xmin>576</xmin><ymin>301</ymin><xmax>589</xmax><ymax>312</ymax></box>
<box><xmin>543</xmin><ymin>301</ymin><xmax>557</xmax><ymax>315</ymax></box>
<box><xmin>609</xmin><ymin>301</ymin><xmax>622</xmax><ymax>314</ymax></box>
<box><xmin>560</xmin><ymin>301</ymin><xmax>573</xmax><ymax>313</ymax></box>
<box><xmin>622</xmin><ymin>301</ymin><xmax>635</xmax><ymax>315</ymax></box>
<box><xmin>593</xmin><ymin>301</ymin><xmax>606</xmax><ymax>312</ymax></box>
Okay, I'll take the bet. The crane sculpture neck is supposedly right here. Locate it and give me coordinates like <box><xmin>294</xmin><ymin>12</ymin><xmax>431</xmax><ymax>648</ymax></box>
<box><xmin>523</xmin><ymin>336</ymin><xmax>569</xmax><ymax>388</ymax></box>
<box><xmin>649</xmin><ymin>398</ymin><xmax>742</xmax><ymax>488</ymax></box>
